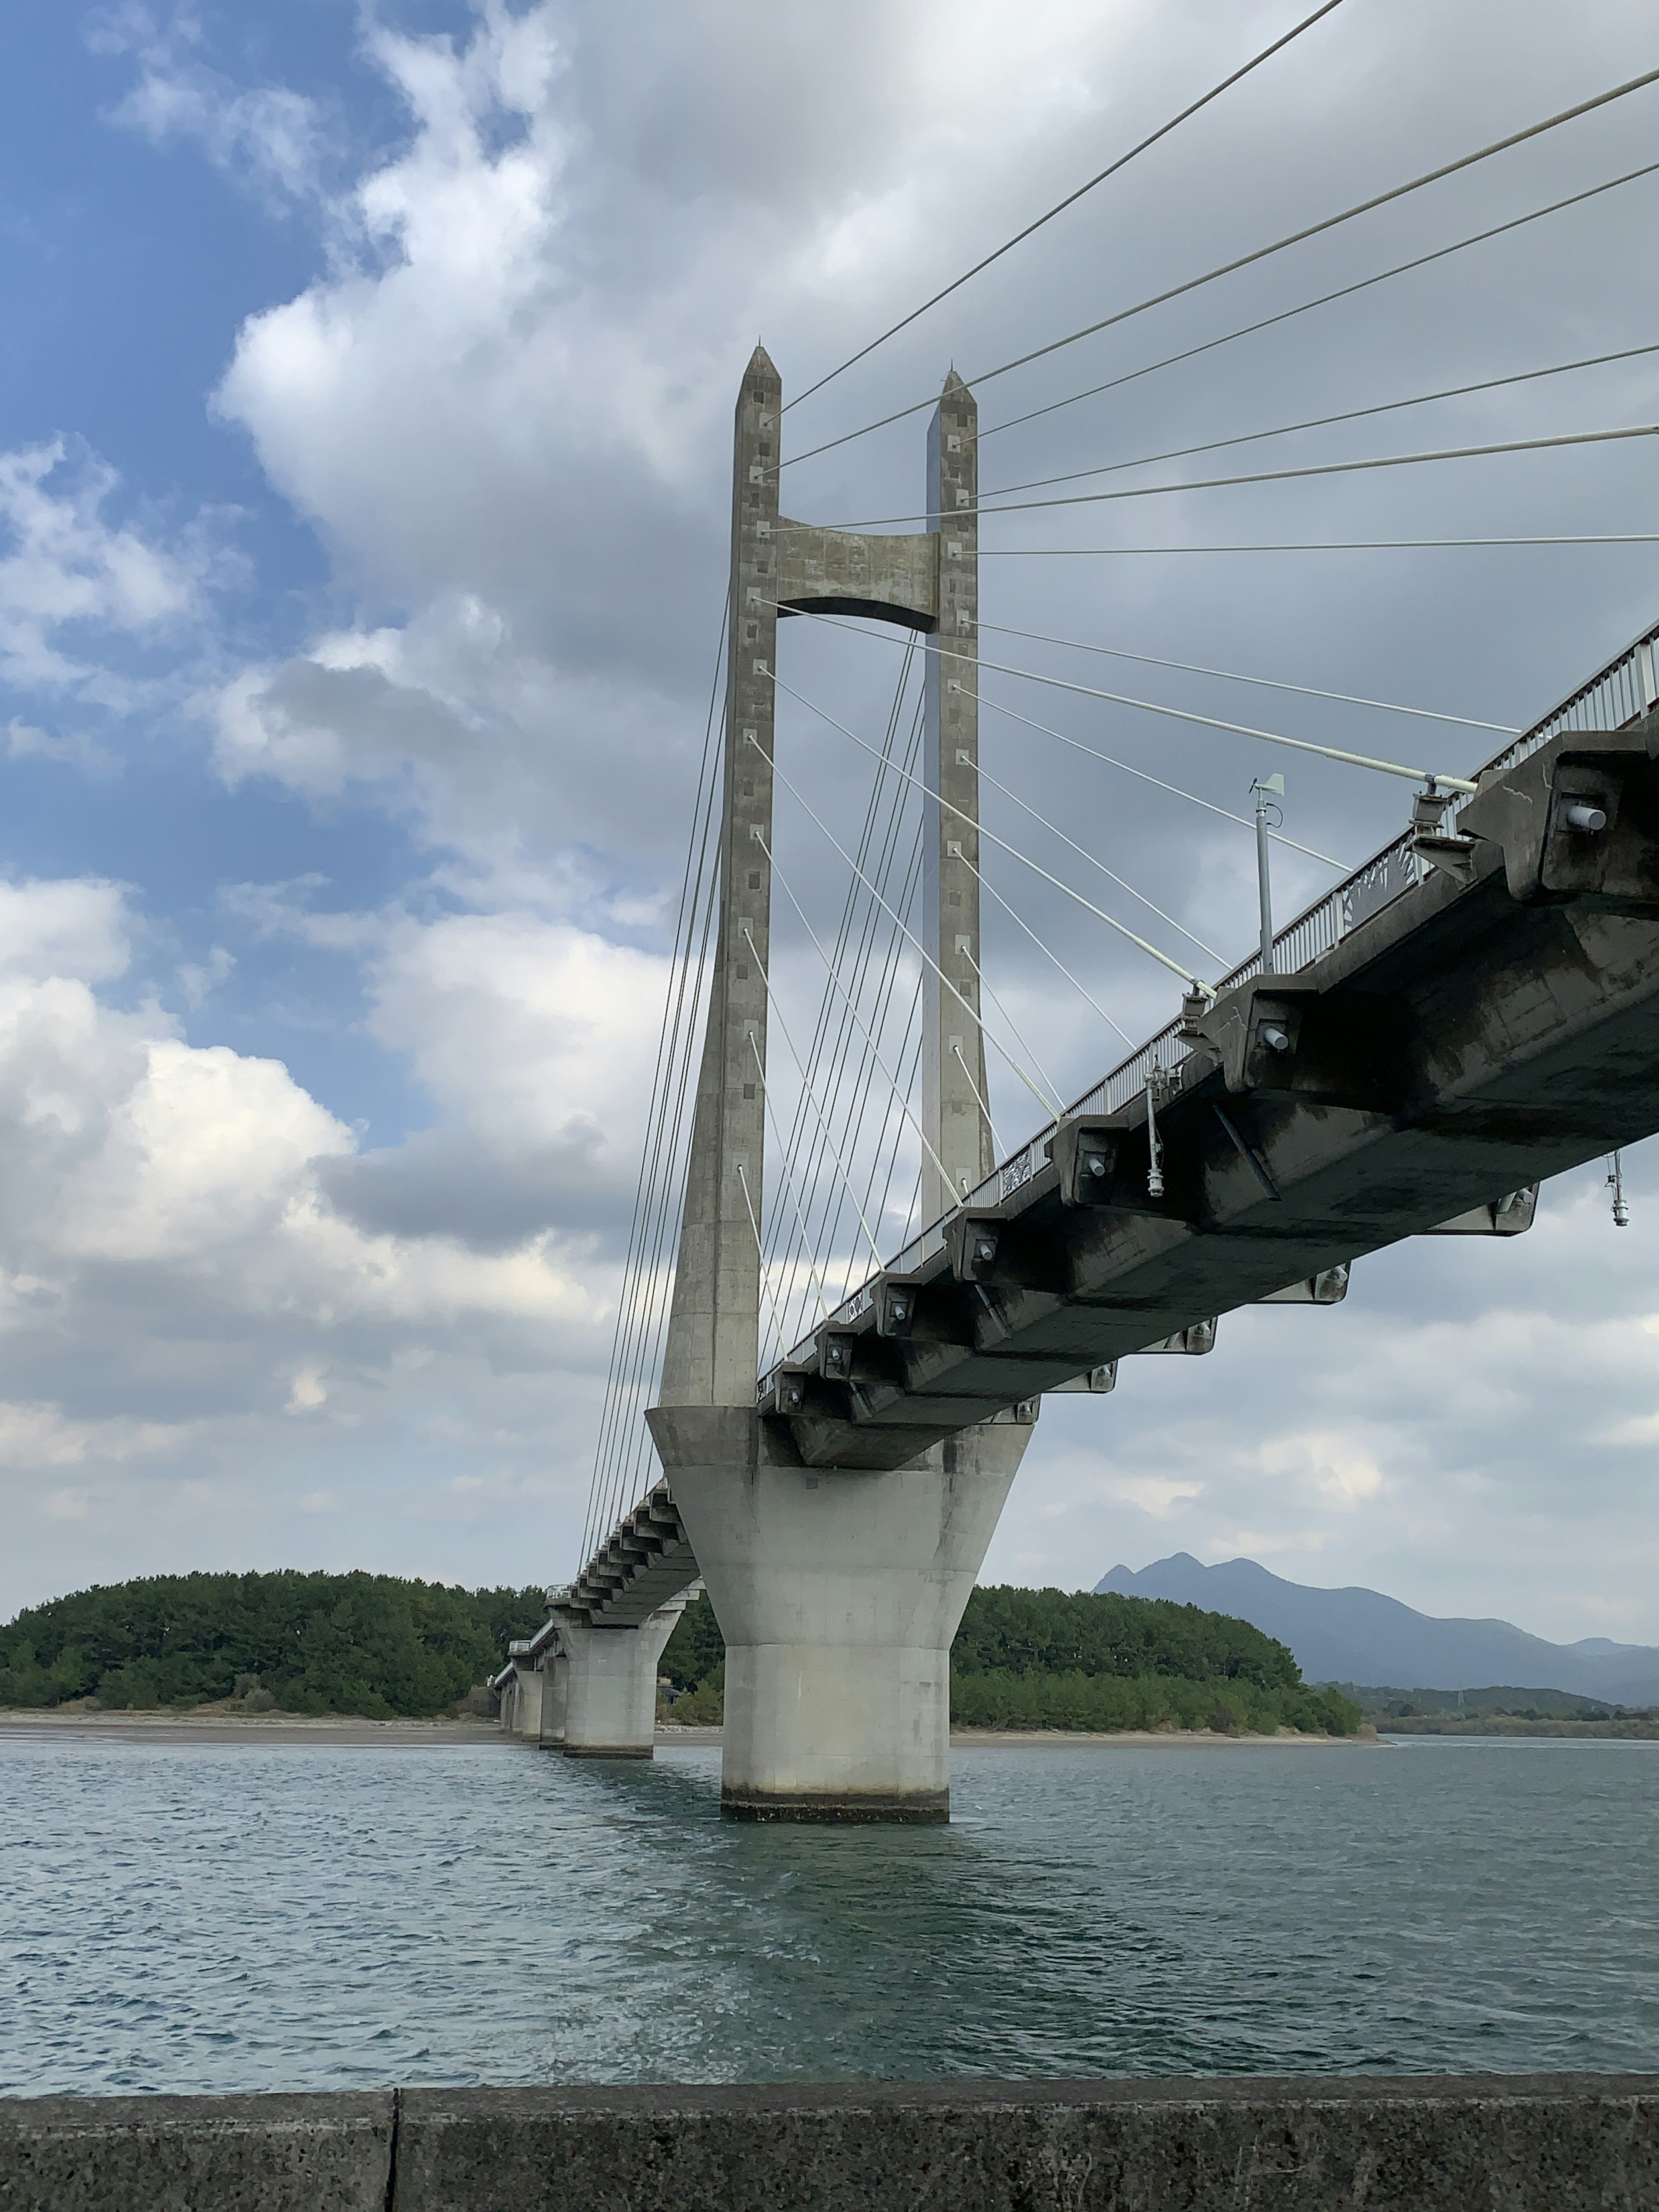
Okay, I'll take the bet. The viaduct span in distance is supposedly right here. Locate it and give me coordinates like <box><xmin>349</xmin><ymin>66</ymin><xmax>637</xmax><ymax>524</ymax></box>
<box><xmin>495</xmin><ymin>347</ymin><xmax>1659</xmax><ymax>1822</ymax></box>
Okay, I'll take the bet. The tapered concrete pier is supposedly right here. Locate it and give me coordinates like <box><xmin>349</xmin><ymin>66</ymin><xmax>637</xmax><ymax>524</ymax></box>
<box><xmin>553</xmin><ymin>1603</ymin><xmax>684</xmax><ymax>1759</ymax></box>
<box><xmin>650</xmin><ymin>1405</ymin><xmax>1030</xmax><ymax>1820</ymax></box>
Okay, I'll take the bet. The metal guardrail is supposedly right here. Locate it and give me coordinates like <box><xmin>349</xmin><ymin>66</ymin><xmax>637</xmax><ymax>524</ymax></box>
<box><xmin>765</xmin><ymin>615</ymin><xmax>1659</xmax><ymax>1377</ymax></box>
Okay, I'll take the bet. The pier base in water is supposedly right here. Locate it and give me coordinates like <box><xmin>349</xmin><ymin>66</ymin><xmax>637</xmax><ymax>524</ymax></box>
<box><xmin>647</xmin><ymin>1404</ymin><xmax>1033</xmax><ymax>1822</ymax></box>
<box><xmin>553</xmin><ymin>1604</ymin><xmax>684</xmax><ymax>1760</ymax></box>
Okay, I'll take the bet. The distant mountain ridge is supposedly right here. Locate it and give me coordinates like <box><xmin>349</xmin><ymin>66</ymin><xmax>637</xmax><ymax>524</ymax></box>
<box><xmin>1094</xmin><ymin>1554</ymin><xmax>1659</xmax><ymax>1705</ymax></box>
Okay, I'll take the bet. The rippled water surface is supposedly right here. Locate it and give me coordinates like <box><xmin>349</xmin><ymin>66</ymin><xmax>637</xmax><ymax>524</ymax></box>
<box><xmin>3</xmin><ymin>1732</ymin><xmax>1656</xmax><ymax>2095</ymax></box>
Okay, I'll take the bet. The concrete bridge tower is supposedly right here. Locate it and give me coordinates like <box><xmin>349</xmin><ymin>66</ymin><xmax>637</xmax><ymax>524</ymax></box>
<box><xmin>643</xmin><ymin>351</ymin><xmax>1033</xmax><ymax>1822</ymax></box>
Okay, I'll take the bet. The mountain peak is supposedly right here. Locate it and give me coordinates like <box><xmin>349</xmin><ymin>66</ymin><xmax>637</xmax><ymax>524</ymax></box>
<box><xmin>1096</xmin><ymin>1554</ymin><xmax>1659</xmax><ymax>1703</ymax></box>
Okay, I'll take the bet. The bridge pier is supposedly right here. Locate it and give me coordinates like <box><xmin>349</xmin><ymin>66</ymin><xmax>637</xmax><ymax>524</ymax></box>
<box><xmin>650</xmin><ymin>1405</ymin><xmax>1033</xmax><ymax>1820</ymax></box>
<box><xmin>513</xmin><ymin>1664</ymin><xmax>545</xmax><ymax>1742</ymax></box>
<box><xmin>552</xmin><ymin>1603</ymin><xmax>684</xmax><ymax>1760</ymax></box>
<box><xmin>537</xmin><ymin>1649</ymin><xmax>568</xmax><ymax>1748</ymax></box>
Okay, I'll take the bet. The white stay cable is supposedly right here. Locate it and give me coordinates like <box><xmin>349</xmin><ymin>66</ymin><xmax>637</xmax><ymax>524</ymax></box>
<box><xmin>749</xmin><ymin>1034</ymin><xmax>831</xmax><ymax>1322</ymax></box>
<box><xmin>979</xmin><ymin>342</ymin><xmax>1659</xmax><ymax>505</ymax></box>
<box><xmin>763</xmin><ymin>735</ymin><xmax>1143</xmax><ymax>1100</ymax></box>
<box><xmin>951</xmin><ymin>1041</ymin><xmax>1001</xmax><ymax>1158</ymax></box>
<box><xmin>982</xmin><ymin>158</ymin><xmax>1659</xmax><ymax>444</ymax></box>
<box><xmin>840</xmin><ymin>971</ymin><xmax>926</xmax><ymax>1314</ymax></box>
<box><xmin>982</xmin><ymin>534</ymin><xmax>1659</xmax><ymax>555</ymax></box>
<box><xmin>777</xmin><ymin>64</ymin><xmax>1659</xmax><ymax>471</ymax></box>
<box><xmin>791</xmin><ymin>833</ymin><xmax>925</xmax><ymax>1319</ymax></box>
<box><xmin>980</xmin><ymin>621</ymin><xmax>1519</xmax><ymax>734</ymax></box>
<box><xmin>975</xmin><ymin>868</ymin><xmax>1134</xmax><ymax>1048</ymax></box>
<box><xmin>776</xmin><ymin>827</ymin><xmax>923</xmax><ymax>1331</ymax></box>
<box><xmin>765</xmin><ymin>671</ymin><xmax>1211</xmax><ymax>984</ymax></box>
<box><xmin>956</xmin><ymin>941</ymin><xmax>1064</xmax><ymax>1116</ymax></box>
<box><xmin>585</xmin><ymin>594</ymin><xmax>726</xmax><ymax>1560</ymax></box>
<box><xmin>734</xmin><ymin>1160</ymin><xmax>788</xmax><ymax>1364</ymax></box>
<box><xmin>763</xmin><ymin>659</ymin><xmax>921</xmax><ymax>1285</ymax></box>
<box><xmin>834</xmin><ymin>422</ymin><xmax>1659</xmax><ymax>530</ymax></box>
<box><xmin>978</xmin><ymin>692</ymin><xmax>1345</xmax><ymax>870</ymax></box>
<box><xmin>871</xmin><ymin>1017</ymin><xmax>927</xmax><ymax>1251</ymax></box>
<box><xmin>971</xmin><ymin>750</ymin><xmax>1224</xmax><ymax>964</ymax></box>
<box><xmin>757</xmin><ymin>833</ymin><xmax>973</xmax><ymax>1203</ymax></box>
<box><xmin>769</xmin><ymin>606</ymin><xmax>1479</xmax><ymax>793</ymax></box>
<box><xmin>740</xmin><ymin>924</ymin><xmax>887</xmax><ymax>1273</ymax></box>
<box><xmin>783</xmin><ymin>0</ymin><xmax>1345</xmax><ymax>413</ymax></box>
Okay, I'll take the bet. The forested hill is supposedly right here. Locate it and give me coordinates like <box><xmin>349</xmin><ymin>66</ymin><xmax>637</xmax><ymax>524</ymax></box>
<box><xmin>0</xmin><ymin>1571</ymin><xmax>548</xmax><ymax>1719</ymax></box>
<box><xmin>662</xmin><ymin>1585</ymin><xmax>1363</xmax><ymax>1736</ymax></box>
<box><xmin>4</xmin><ymin>1573</ymin><xmax>1363</xmax><ymax>1734</ymax></box>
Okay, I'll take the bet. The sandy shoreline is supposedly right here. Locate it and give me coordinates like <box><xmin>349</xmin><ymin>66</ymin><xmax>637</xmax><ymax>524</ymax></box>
<box><xmin>0</xmin><ymin>1710</ymin><xmax>1379</xmax><ymax>1751</ymax></box>
<box><xmin>0</xmin><ymin>1709</ymin><xmax>505</xmax><ymax>1747</ymax></box>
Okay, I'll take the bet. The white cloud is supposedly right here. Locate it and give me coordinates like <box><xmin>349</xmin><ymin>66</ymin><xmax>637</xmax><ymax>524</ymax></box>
<box><xmin>0</xmin><ymin>441</ymin><xmax>212</xmax><ymax>715</ymax></box>
<box><xmin>92</xmin><ymin>5</ymin><xmax>331</xmax><ymax>209</ymax></box>
<box><xmin>1258</xmin><ymin>1429</ymin><xmax>1389</xmax><ymax>1509</ymax></box>
<box><xmin>0</xmin><ymin>873</ymin><xmax>630</xmax><ymax>1610</ymax></box>
<box><xmin>287</xmin><ymin>1364</ymin><xmax>328</xmax><ymax>1413</ymax></box>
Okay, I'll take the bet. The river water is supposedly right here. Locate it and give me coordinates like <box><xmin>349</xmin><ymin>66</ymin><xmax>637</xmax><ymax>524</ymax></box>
<box><xmin>2</xmin><ymin>1732</ymin><xmax>1655</xmax><ymax>2097</ymax></box>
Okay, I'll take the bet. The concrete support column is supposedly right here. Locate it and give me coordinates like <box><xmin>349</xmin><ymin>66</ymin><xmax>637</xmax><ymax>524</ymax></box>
<box><xmin>554</xmin><ymin>1605</ymin><xmax>684</xmax><ymax>1760</ymax></box>
<box><xmin>922</xmin><ymin>371</ymin><xmax>989</xmax><ymax>1226</ymax></box>
<box><xmin>649</xmin><ymin>1404</ymin><xmax>1033</xmax><ymax>1821</ymax></box>
<box><xmin>537</xmin><ymin>1650</ymin><xmax>568</xmax><ymax>1748</ymax></box>
<box><xmin>508</xmin><ymin>1662</ymin><xmax>543</xmax><ymax>1741</ymax></box>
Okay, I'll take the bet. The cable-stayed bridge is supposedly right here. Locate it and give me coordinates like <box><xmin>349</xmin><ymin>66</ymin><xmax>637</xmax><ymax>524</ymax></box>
<box><xmin>492</xmin><ymin>31</ymin><xmax>1659</xmax><ymax>1821</ymax></box>
<box><xmin>489</xmin><ymin>349</ymin><xmax>1659</xmax><ymax>1820</ymax></box>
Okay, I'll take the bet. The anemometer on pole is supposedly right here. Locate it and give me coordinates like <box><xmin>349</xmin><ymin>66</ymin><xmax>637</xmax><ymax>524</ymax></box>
<box><xmin>1251</xmin><ymin>773</ymin><xmax>1285</xmax><ymax>974</ymax></box>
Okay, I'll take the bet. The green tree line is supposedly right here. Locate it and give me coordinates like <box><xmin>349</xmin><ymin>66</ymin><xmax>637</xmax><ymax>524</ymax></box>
<box><xmin>663</xmin><ymin>1586</ymin><xmax>1360</xmax><ymax>1736</ymax></box>
<box><xmin>3</xmin><ymin>1572</ymin><xmax>1361</xmax><ymax>1734</ymax></box>
<box><xmin>0</xmin><ymin>1570</ymin><xmax>548</xmax><ymax>1719</ymax></box>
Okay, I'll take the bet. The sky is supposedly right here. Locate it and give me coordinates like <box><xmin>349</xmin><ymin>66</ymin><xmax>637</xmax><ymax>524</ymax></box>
<box><xmin>3</xmin><ymin>0</ymin><xmax>1659</xmax><ymax>1640</ymax></box>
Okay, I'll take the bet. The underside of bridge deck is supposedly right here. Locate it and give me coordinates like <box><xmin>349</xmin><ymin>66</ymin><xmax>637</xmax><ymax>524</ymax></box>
<box><xmin>755</xmin><ymin>721</ymin><xmax>1659</xmax><ymax>1470</ymax></box>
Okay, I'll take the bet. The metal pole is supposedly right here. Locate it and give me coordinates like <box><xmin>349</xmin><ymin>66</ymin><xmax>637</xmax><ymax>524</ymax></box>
<box><xmin>1252</xmin><ymin>776</ymin><xmax>1281</xmax><ymax>974</ymax></box>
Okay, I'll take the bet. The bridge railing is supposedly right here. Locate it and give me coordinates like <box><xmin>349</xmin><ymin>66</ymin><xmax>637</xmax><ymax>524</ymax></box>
<box><xmin>763</xmin><ymin>616</ymin><xmax>1659</xmax><ymax>1380</ymax></box>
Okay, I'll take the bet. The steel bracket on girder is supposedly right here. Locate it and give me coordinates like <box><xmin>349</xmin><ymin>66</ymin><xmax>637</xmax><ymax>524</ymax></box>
<box><xmin>1192</xmin><ymin>974</ymin><xmax>1406</xmax><ymax>1112</ymax></box>
<box><xmin>1424</xmin><ymin>1185</ymin><xmax>1539</xmax><ymax>1236</ymax></box>
<box><xmin>874</xmin><ymin>1274</ymin><xmax>976</xmax><ymax>1348</ymax></box>
<box><xmin>1198</xmin><ymin>982</ymin><xmax>1314</xmax><ymax>1095</ymax></box>
<box><xmin>944</xmin><ymin>1211</ymin><xmax>1076</xmax><ymax>1299</ymax></box>
<box><xmin>1458</xmin><ymin>728</ymin><xmax>1659</xmax><ymax>909</ymax></box>
<box><xmin>1128</xmin><ymin>1319</ymin><xmax>1217</xmax><ymax>1356</ymax></box>
<box><xmin>1256</xmin><ymin>1264</ymin><xmax>1351</xmax><ymax>1304</ymax></box>
<box><xmin>1048</xmin><ymin>1363</ymin><xmax>1119</xmax><ymax>1395</ymax></box>
<box><xmin>759</xmin><ymin>1367</ymin><xmax>811</xmax><ymax>1417</ymax></box>
<box><xmin>946</xmin><ymin>1213</ymin><xmax>1004</xmax><ymax>1284</ymax></box>
<box><xmin>1050</xmin><ymin>1116</ymin><xmax>1120</xmax><ymax>1206</ymax></box>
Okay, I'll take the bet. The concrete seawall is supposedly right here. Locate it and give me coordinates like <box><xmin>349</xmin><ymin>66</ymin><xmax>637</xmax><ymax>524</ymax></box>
<box><xmin>3</xmin><ymin>2075</ymin><xmax>1656</xmax><ymax>2209</ymax></box>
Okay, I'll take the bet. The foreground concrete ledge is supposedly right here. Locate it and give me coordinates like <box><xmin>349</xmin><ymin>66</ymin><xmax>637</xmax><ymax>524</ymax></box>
<box><xmin>4</xmin><ymin>2076</ymin><xmax>1658</xmax><ymax>2210</ymax></box>
<box><xmin>0</xmin><ymin>2090</ymin><xmax>393</xmax><ymax>2212</ymax></box>
<box><xmin>396</xmin><ymin>2076</ymin><xmax>1659</xmax><ymax>2209</ymax></box>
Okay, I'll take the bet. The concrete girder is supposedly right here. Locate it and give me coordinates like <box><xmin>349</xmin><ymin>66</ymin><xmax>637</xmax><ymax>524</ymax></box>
<box><xmin>774</xmin><ymin>728</ymin><xmax>1659</xmax><ymax>1469</ymax></box>
<box><xmin>560</xmin><ymin>1481</ymin><xmax>701</xmax><ymax>1626</ymax></box>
